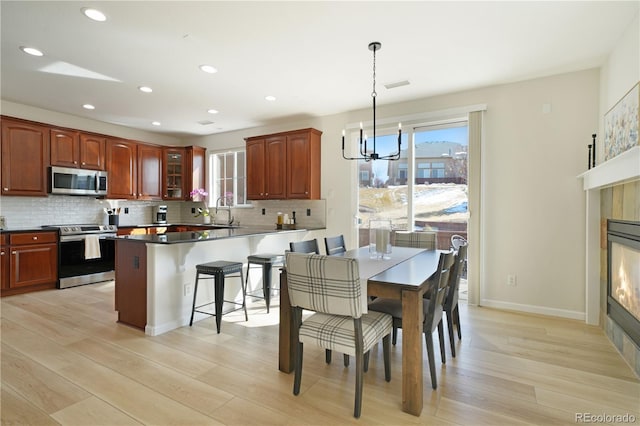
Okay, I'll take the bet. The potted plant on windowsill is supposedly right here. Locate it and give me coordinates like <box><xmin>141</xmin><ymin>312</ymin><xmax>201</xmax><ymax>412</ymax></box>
<box><xmin>190</xmin><ymin>188</ymin><xmax>211</xmax><ymax>224</ymax></box>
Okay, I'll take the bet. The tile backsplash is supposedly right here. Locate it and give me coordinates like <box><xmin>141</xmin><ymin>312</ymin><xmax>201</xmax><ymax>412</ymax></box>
<box><xmin>0</xmin><ymin>195</ymin><xmax>326</xmax><ymax>230</ymax></box>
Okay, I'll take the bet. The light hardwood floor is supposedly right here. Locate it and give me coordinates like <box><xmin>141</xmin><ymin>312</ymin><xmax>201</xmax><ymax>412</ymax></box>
<box><xmin>2</xmin><ymin>281</ymin><xmax>639</xmax><ymax>425</ymax></box>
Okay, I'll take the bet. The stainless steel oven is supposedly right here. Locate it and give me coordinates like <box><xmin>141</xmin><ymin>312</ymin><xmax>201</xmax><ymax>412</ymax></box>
<box><xmin>46</xmin><ymin>224</ymin><xmax>117</xmax><ymax>288</ymax></box>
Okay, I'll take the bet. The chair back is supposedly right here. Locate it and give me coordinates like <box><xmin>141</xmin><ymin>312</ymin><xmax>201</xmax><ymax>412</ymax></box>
<box><xmin>324</xmin><ymin>235</ymin><xmax>346</xmax><ymax>256</ymax></box>
<box><xmin>289</xmin><ymin>239</ymin><xmax>320</xmax><ymax>254</ymax></box>
<box><xmin>451</xmin><ymin>234</ymin><xmax>467</xmax><ymax>250</ymax></box>
<box><xmin>394</xmin><ymin>231</ymin><xmax>436</xmax><ymax>250</ymax></box>
<box><xmin>285</xmin><ymin>252</ymin><xmax>363</xmax><ymax>318</ymax></box>
<box><xmin>424</xmin><ymin>251</ymin><xmax>455</xmax><ymax>333</ymax></box>
<box><xmin>445</xmin><ymin>243</ymin><xmax>467</xmax><ymax>309</ymax></box>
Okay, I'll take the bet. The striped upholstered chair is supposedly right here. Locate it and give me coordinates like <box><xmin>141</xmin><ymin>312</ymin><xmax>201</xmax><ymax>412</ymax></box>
<box><xmin>285</xmin><ymin>252</ymin><xmax>392</xmax><ymax>418</ymax></box>
<box><xmin>393</xmin><ymin>230</ymin><xmax>437</xmax><ymax>250</ymax></box>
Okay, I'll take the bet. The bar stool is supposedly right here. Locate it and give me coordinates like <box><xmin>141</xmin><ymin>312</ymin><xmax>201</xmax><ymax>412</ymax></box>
<box><xmin>190</xmin><ymin>260</ymin><xmax>247</xmax><ymax>333</ymax></box>
<box><xmin>245</xmin><ymin>254</ymin><xmax>285</xmax><ymax>313</ymax></box>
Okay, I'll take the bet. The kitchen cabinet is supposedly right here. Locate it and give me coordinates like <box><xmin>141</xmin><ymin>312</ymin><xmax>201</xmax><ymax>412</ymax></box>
<box><xmin>79</xmin><ymin>134</ymin><xmax>106</xmax><ymax>170</ymax></box>
<box><xmin>50</xmin><ymin>130</ymin><xmax>106</xmax><ymax>170</ymax></box>
<box><xmin>185</xmin><ymin>146</ymin><xmax>207</xmax><ymax>199</ymax></box>
<box><xmin>246</xmin><ymin>136</ymin><xmax>286</xmax><ymax>199</ymax></box>
<box><xmin>245</xmin><ymin>128</ymin><xmax>321</xmax><ymax>200</ymax></box>
<box><xmin>107</xmin><ymin>138</ymin><xmax>137</xmax><ymax>199</ymax></box>
<box><xmin>1</xmin><ymin>117</ymin><xmax>49</xmax><ymax>196</ymax></box>
<box><xmin>114</xmin><ymin>240</ymin><xmax>147</xmax><ymax>330</ymax></box>
<box><xmin>50</xmin><ymin>128</ymin><xmax>80</xmax><ymax>168</ymax></box>
<box><xmin>286</xmin><ymin>129</ymin><xmax>322</xmax><ymax>199</ymax></box>
<box><xmin>107</xmin><ymin>140</ymin><xmax>162</xmax><ymax>200</ymax></box>
<box><xmin>1</xmin><ymin>231</ymin><xmax>58</xmax><ymax>296</ymax></box>
<box><xmin>137</xmin><ymin>143</ymin><xmax>163</xmax><ymax>200</ymax></box>
<box><xmin>163</xmin><ymin>148</ymin><xmax>185</xmax><ymax>200</ymax></box>
<box><xmin>163</xmin><ymin>146</ymin><xmax>206</xmax><ymax>201</ymax></box>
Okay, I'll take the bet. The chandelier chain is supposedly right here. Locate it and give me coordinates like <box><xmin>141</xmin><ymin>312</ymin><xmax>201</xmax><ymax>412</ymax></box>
<box><xmin>372</xmin><ymin>46</ymin><xmax>377</xmax><ymax>98</ymax></box>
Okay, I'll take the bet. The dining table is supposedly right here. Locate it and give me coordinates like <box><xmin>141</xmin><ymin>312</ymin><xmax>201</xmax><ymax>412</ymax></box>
<box><xmin>278</xmin><ymin>246</ymin><xmax>442</xmax><ymax>417</ymax></box>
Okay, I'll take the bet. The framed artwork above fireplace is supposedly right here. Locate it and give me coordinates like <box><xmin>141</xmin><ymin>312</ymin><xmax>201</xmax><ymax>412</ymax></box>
<box><xmin>604</xmin><ymin>82</ymin><xmax>639</xmax><ymax>161</ymax></box>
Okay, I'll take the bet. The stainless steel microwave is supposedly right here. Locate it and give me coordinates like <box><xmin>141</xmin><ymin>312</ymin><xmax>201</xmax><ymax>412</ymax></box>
<box><xmin>50</xmin><ymin>166</ymin><xmax>108</xmax><ymax>196</ymax></box>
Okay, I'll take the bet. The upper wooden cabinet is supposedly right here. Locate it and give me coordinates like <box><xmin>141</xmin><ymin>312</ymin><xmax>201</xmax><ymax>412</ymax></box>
<box><xmin>50</xmin><ymin>128</ymin><xmax>80</xmax><ymax>168</ymax></box>
<box><xmin>79</xmin><ymin>134</ymin><xmax>106</xmax><ymax>170</ymax></box>
<box><xmin>245</xmin><ymin>128</ymin><xmax>321</xmax><ymax>200</ymax></box>
<box><xmin>50</xmin><ymin>130</ymin><xmax>106</xmax><ymax>170</ymax></box>
<box><xmin>107</xmin><ymin>139</ymin><xmax>137</xmax><ymax>199</ymax></box>
<box><xmin>162</xmin><ymin>146</ymin><xmax>206</xmax><ymax>200</ymax></box>
<box><xmin>286</xmin><ymin>129</ymin><xmax>321</xmax><ymax>199</ymax></box>
<box><xmin>185</xmin><ymin>146</ymin><xmax>206</xmax><ymax>199</ymax></box>
<box><xmin>1</xmin><ymin>117</ymin><xmax>49</xmax><ymax>196</ymax></box>
<box><xmin>246</xmin><ymin>136</ymin><xmax>286</xmax><ymax>199</ymax></box>
<box><xmin>137</xmin><ymin>143</ymin><xmax>162</xmax><ymax>200</ymax></box>
<box><xmin>163</xmin><ymin>147</ymin><xmax>185</xmax><ymax>200</ymax></box>
<box><xmin>107</xmin><ymin>140</ymin><xmax>162</xmax><ymax>200</ymax></box>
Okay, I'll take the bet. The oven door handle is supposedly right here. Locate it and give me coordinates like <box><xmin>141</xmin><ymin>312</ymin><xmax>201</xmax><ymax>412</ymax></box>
<box><xmin>60</xmin><ymin>234</ymin><xmax>116</xmax><ymax>242</ymax></box>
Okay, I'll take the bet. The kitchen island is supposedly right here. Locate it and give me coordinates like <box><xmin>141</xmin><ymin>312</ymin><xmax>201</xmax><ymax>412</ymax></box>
<box><xmin>113</xmin><ymin>226</ymin><xmax>313</xmax><ymax>335</ymax></box>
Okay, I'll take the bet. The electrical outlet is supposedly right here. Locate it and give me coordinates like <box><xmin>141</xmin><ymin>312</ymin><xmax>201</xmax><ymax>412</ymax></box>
<box><xmin>191</xmin><ymin>207</ymin><xmax>196</xmax><ymax>214</ymax></box>
<box><xmin>184</xmin><ymin>283</ymin><xmax>193</xmax><ymax>296</ymax></box>
<box><xmin>507</xmin><ymin>275</ymin><xmax>517</xmax><ymax>287</ymax></box>
<box><xmin>262</xmin><ymin>208</ymin><xmax>265</xmax><ymax>215</ymax></box>
<box><xmin>306</xmin><ymin>208</ymin><xmax>311</xmax><ymax>216</ymax></box>
<box><xmin>124</xmin><ymin>207</ymin><xmax>129</xmax><ymax>214</ymax></box>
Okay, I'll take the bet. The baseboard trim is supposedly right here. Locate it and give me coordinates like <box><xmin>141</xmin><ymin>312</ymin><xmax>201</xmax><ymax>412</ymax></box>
<box><xmin>481</xmin><ymin>299</ymin><xmax>585</xmax><ymax>321</ymax></box>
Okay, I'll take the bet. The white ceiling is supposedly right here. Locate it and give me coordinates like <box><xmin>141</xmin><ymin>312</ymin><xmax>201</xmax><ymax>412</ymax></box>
<box><xmin>1</xmin><ymin>1</ymin><xmax>638</xmax><ymax>138</ymax></box>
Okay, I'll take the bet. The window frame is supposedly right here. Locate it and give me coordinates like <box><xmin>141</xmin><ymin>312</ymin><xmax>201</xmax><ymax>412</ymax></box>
<box><xmin>208</xmin><ymin>149</ymin><xmax>250</xmax><ymax>208</ymax></box>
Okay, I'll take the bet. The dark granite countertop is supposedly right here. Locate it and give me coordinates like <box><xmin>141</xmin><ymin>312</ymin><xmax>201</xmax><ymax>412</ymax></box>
<box><xmin>111</xmin><ymin>226</ymin><xmax>312</xmax><ymax>244</ymax></box>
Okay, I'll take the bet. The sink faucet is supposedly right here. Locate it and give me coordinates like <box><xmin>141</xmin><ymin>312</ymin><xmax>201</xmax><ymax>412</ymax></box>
<box><xmin>215</xmin><ymin>196</ymin><xmax>234</xmax><ymax>225</ymax></box>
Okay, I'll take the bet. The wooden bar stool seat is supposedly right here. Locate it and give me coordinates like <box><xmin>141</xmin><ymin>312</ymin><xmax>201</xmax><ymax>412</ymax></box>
<box><xmin>245</xmin><ymin>254</ymin><xmax>284</xmax><ymax>313</ymax></box>
<box><xmin>190</xmin><ymin>260</ymin><xmax>247</xmax><ymax>333</ymax></box>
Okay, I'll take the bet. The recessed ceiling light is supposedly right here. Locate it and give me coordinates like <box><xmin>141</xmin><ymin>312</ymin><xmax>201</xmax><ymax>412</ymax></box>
<box><xmin>20</xmin><ymin>46</ymin><xmax>43</xmax><ymax>57</ymax></box>
<box><xmin>82</xmin><ymin>8</ymin><xmax>107</xmax><ymax>22</ymax></box>
<box><xmin>265</xmin><ymin>95</ymin><xmax>276</xmax><ymax>101</ymax></box>
<box><xmin>199</xmin><ymin>65</ymin><xmax>218</xmax><ymax>74</ymax></box>
<box><xmin>83</xmin><ymin>104</ymin><xmax>95</xmax><ymax>110</ymax></box>
<box><xmin>207</xmin><ymin>109</ymin><xmax>219</xmax><ymax>114</ymax></box>
<box><xmin>138</xmin><ymin>86</ymin><xmax>153</xmax><ymax>93</ymax></box>
<box><xmin>152</xmin><ymin>121</ymin><xmax>161</xmax><ymax>126</ymax></box>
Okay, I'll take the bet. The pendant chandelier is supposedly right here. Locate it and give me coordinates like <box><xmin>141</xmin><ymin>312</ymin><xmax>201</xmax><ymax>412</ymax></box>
<box><xmin>342</xmin><ymin>41</ymin><xmax>402</xmax><ymax>162</ymax></box>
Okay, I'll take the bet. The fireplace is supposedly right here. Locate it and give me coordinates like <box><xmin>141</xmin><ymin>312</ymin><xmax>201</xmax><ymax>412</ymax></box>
<box><xmin>607</xmin><ymin>220</ymin><xmax>640</xmax><ymax>347</ymax></box>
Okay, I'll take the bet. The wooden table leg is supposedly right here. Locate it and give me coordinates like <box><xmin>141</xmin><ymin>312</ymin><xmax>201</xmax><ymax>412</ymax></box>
<box><xmin>401</xmin><ymin>289</ymin><xmax>423</xmax><ymax>416</ymax></box>
<box><xmin>278</xmin><ymin>268</ymin><xmax>295</xmax><ymax>373</ymax></box>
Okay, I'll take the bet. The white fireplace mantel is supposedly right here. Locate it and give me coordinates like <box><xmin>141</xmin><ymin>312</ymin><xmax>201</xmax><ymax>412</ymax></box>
<box><xmin>578</xmin><ymin>145</ymin><xmax>640</xmax><ymax>325</ymax></box>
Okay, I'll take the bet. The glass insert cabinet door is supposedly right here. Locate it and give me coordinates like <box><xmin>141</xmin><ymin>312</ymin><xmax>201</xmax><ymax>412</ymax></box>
<box><xmin>164</xmin><ymin>149</ymin><xmax>184</xmax><ymax>199</ymax></box>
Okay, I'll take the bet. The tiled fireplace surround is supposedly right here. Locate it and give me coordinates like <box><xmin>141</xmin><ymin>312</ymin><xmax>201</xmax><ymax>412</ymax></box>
<box><xmin>581</xmin><ymin>146</ymin><xmax>640</xmax><ymax>377</ymax></box>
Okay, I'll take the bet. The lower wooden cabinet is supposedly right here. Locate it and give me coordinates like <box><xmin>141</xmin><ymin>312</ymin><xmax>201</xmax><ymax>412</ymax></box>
<box><xmin>114</xmin><ymin>240</ymin><xmax>147</xmax><ymax>330</ymax></box>
<box><xmin>1</xmin><ymin>231</ymin><xmax>58</xmax><ymax>296</ymax></box>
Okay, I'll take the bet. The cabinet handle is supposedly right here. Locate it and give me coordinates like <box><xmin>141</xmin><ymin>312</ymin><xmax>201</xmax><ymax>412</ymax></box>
<box><xmin>32</xmin><ymin>236</ymin><xmax>38</xmax><ymax>240</ymax></box>
<box><xmin>305</xmin><ymin>191</ymin><xmax>308</xmax><ymax>194</ymax></box>
<box><xmin>11</xmin><ymin>251</ymin><xmax>16</xmax><ymax>255</ymax></box>
<box><xmin>3</xmin><ymin>188</ymin><xmax>8</xmax><ymax>191</ymax></box>
<box><xmin>1</xmin><ymin>252</ymin><xmax>5</xmax><ymax>256</ymax></box>
<box><xmin>74</xmin><ymin>161</ymin><xmax>78</xmax><ymax>164</ymax></box>
<box><xmin>81</xmin><ymin>162</ymin><xmax>85</xmax><ymax>165</ymax></box>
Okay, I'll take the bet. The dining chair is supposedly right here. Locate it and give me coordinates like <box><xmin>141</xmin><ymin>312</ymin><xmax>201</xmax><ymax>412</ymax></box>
<box><xmin>324</xmin><ymin>235</ymin><xmax>347</xmax><ymax>256</ymax></box>
<box><xmin>290</xmin><ymin>238</ymin><xmax>349</xmax><ymax>366</ymax></box>
<box><xmin>289</xmin><ymin>239</ymin><xmax>320</xmax><ymax>254</ymax></box>
<box><xmin>285</xmin><ymin>252</ymin><xmax>392</xmax><ymax>418</ymax></box>
<box><xmin>450</xmin><ymin>234</ymin><xmax>467</xmax><ymax>250</ymax></box>
<box><xmin>444</xmin><ymin>243</ymin><xmax>467</xmax><ymax>357</ymax></box>
<box><xmin>394</xmin><ymin>230</ymin><xmax>437</xmax><ymax>250</ymax></box>
<box><xmin>368</xmin><ymin>250</ymin><xmax>455</xmax><ymax>389</ymax></box>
